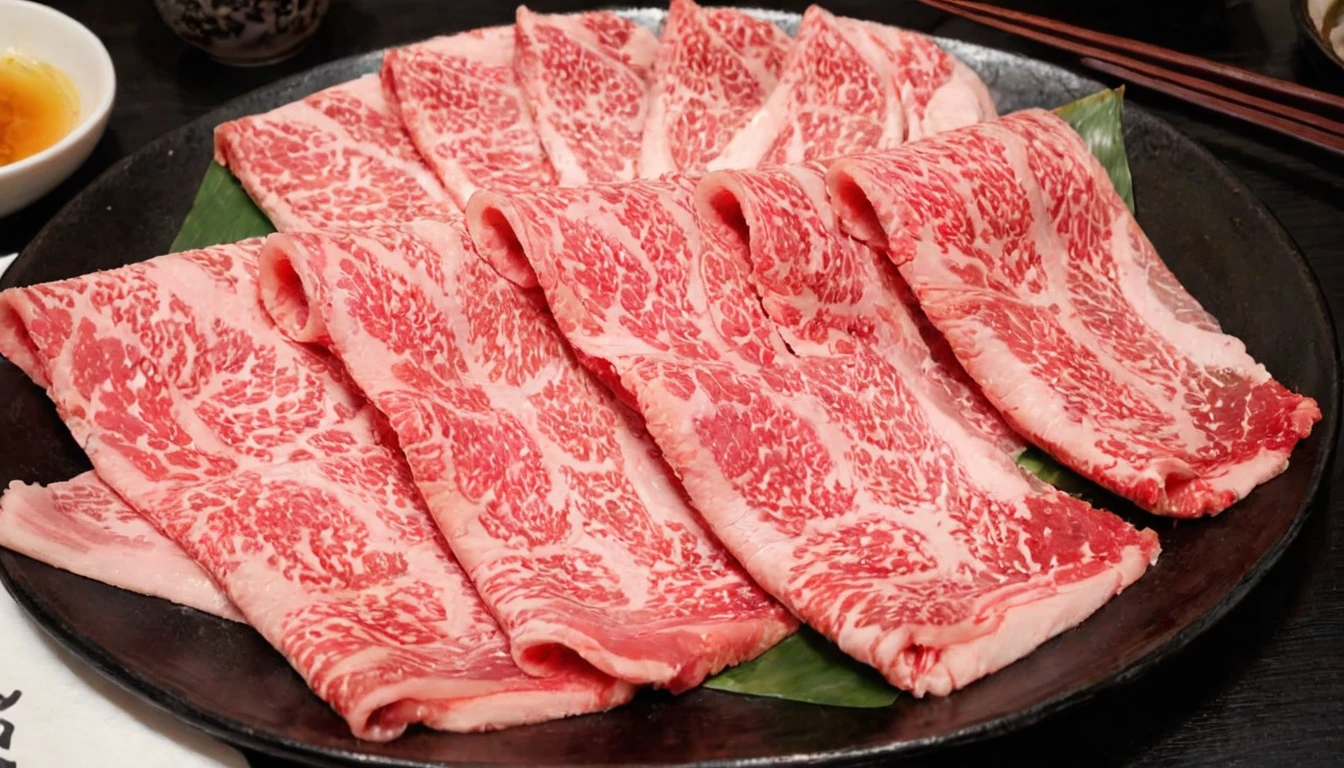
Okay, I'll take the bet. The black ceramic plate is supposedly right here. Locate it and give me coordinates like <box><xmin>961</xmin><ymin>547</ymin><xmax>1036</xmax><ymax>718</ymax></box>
<box><xmin>0</xmin><ymin>8</ymin><xmax>1338</xmax><ymax>768</ymax></box>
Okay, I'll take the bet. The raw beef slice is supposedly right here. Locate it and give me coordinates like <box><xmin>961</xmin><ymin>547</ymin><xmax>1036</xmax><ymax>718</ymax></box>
<box><xmin>0</xmin><ymin>472</ymin><xmax>241</xmax><ymax>621</ymax></box>
<box><xmin>827</xmin><ymin>108</ymin><xmax>1321</xmax><ymax>517</ymax></box>
<box><xmin>0</xmin><ymin>241</ymin><xmax>630</xmax><ymax>740</ymax></box>
<box><xmin>696</xmin><ymin>161</ymin><xmax>1026</xmax><ymax>458</ymax></box>
<box><xmin>258</xmin><ymin>217</ymin><xmax>795</xmax><ymax>690</ymax></box>
<box><xmin>858</xmin><ymin>18</ymin><xmax>997</xmax><ymax>142</ymax></box>
<box><xmin>465</xmin><ymin>175</ymin><xmax>1159</xmax><ymax>697</ymax></box>
<box><xmin>709</xmin><ymin>6</ymin><xmax>994</xmax><ymax>170</ymax></box>
<box><xmin>639</xmin><ymin>0</ymin><xmax>791</xmax><ymax>177</ymax></box>
<box><xmin>515</xmin><ymin>7</ymin><xmax>659</xmax><ymax>184</ymax></box>
<box><xmin>382</xmin><ymin>25</ymin><xmax>557</xmax><ymax>207</ymax></box>
<box><xmin>215</xmin><ymin>73</ymin><xmax>456</xmax><ymax>229</ymax></box>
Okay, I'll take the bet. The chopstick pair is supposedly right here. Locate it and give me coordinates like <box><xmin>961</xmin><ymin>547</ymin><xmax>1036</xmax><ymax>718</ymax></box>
<box><xmin>915</xmin><ymin>0</ymin><xmax>1344</xmax><ymax>155</ymax></box>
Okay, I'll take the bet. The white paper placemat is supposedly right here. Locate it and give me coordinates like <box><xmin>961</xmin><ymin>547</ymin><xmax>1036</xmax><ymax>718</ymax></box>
<box><xmin>0</xmin><ymin>595</ymin><xmax>249</xmax><ymax>768</ymax></box>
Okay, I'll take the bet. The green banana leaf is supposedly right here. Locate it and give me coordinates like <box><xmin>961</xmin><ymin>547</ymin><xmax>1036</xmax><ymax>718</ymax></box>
<box><xmin>170</xmin><ymin>161</ymin><xmax>274</xmax><ymax>252</ymax></box>
<box><xmin>170</xmin><ymin>88</ymin><xmax>1132</xmax><ymax>709</ymax></box>
<box><xmin>703</xmin><ymin>627</ymin><xmax>899</xmax><ymax>706</ymax></box>
<box><xmin>1055</xmin><ymin>87</ymin><xmax>1136</xmax><ymax>213</ymax></box>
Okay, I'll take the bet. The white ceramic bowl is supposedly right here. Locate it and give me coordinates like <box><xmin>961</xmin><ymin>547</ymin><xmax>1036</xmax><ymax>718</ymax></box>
<box><xmin>0</xmin><ymin>0</ymin><xmax>115</xmax><ymax>218</ymax></box>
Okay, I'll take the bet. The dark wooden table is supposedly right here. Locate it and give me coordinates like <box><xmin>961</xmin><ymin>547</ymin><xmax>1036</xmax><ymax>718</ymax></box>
<box><xmin>4</xmin><ymin>0</ymin><xmax>1343</xmax><ymax>765</ymax></box>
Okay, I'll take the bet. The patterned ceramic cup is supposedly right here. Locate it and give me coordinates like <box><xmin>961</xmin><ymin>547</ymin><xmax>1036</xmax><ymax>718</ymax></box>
<box><xmin>152</xmin><ymin>0</ymin><xmax>332</xmax><ymax>66</ymax></box>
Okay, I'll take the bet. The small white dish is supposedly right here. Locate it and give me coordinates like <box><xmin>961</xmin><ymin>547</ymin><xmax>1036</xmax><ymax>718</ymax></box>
<box><xmin>0</xmin><ymin>0</ymin><xmax>115</xmax><ymax>218</ymax></box>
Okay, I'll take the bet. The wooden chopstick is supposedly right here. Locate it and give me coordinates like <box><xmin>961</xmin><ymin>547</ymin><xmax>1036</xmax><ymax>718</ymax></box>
<box><xmin>915</xmin><ymin>0</ymin><xmax>1344</xmax><ymax>154</ymax></box>
<box><xmin>1082</xmin><ymin>57</ymin><xmax>1344</xmax><ymax>155</ymax></box>
<box><xmin>929</xmin><ymin>0</ymin><xmax>1344</xmax><ymax>116</ymax></box>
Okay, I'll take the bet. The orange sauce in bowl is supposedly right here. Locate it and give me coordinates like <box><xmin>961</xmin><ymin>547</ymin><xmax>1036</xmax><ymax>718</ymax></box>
<box><xmin>0</xmin><ymin>51</ymin><xmax>80</xmax><ymax>168</ymax></box>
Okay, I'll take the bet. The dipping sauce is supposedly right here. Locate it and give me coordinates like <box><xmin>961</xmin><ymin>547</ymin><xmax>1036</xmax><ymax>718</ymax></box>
<box><xmin>0</xmin><ymin>51</ymin><xmax>80</xmax><ymax>167</ymax></box>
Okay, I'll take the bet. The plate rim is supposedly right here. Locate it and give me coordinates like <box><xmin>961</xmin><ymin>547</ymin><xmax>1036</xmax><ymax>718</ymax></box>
<box><xmin>0</xmin><ymin>9</ymin><xmax>1340</xmax><ymax>767</ymax></box>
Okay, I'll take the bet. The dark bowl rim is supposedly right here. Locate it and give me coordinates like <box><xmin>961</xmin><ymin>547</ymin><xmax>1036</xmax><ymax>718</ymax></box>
<box><xmin>1293</xmin><ymin>0</ymin><xmax>1344</xmax><ymax>71</ymax></box>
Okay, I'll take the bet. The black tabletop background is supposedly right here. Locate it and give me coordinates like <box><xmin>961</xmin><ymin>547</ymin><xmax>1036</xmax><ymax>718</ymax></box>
<box><xmin>3</xmin><ymin>0</ymin><xmax>1343</xmax><ymax>765</ymax></box>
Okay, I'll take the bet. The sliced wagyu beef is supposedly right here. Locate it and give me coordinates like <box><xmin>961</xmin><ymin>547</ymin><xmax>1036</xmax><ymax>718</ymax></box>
<box><xmin>382</xmin><ymin>25</ymin><xmax>557</xmax><ymax>207</ymax></box>
<box><xmin>515</xmin><ymin>7</ymin><xmax>659</xmax><ymax>184</ymax></box>
<box><xmin>465</xmin><ymin>175</ymin><xmax>1159</xmax><ymax>698</ymax></box>
<box><xmin>258</xmin><ymin>218</ymin><xmax>795</xmax><ymax>691</ymax></box>
<box><xmin>827</xmin><ymin>109</ymin><xmax>1322</xmax><ymax>518</ymax></box>
<box><xmin>0</xmin><ymin>472</ymin><xmax>241</xmax><ymax>621</ymax></box>
<box><xmin>711</xmin><ymin>6</ymin><xmax>902</xmax><ymax>168</ymax></box>
<box><xmin>214</xmin><ymin>74</ymin><xmax>456</xmax><ymax>228</ymax></box>
<box><xmin>639</xmin><ymin>0</ymin><xmax>791</xmax><ymax>177</ymax></box>
<box><xmin>709</xmin><ymin>6</ymin><xmax>995</xmax><ymax>170</ymax></box>
<box><xmin>0</xmin><ymin>241</ymin><xmax>630</xmax><ymax>740</ymax></box>
<box><xmin>218</xmin><ymin>57</ymin><xmax>794</xmax><ymax>693</ymax></box>
<box><xmin>861</xmin><ymin>19</ymin><xmax>998</xmax><ymax>142</ymax></box>
<box><xmin>696</xmin><ymin>161</ymin><xmax>1026</xmax><ymax>458</ymax></box>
